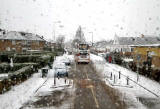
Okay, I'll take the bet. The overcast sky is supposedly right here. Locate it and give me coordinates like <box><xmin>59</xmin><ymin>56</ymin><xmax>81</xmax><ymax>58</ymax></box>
<box><xmin>0</xmin><ymin>0</ymin><xmax>160</xmax><ymax>42</ymax></box>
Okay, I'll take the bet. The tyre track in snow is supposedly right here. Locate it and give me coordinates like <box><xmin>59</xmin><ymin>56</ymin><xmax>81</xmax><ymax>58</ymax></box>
<box><xmin>34</xmin><ymin>78</ymin><xmax>49</xmax><ymax>93</ymax></box>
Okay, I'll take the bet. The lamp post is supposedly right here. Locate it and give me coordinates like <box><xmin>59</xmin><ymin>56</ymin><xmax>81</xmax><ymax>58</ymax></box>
<box><xmin>53</xmin><ymin>21</ymin><xmax>61</xmax><ymax>41</ymax></box>
<box><xmin>89</xmin><ymin>32</ymin><xmax>93</xmax><ymax>46</ymax></box>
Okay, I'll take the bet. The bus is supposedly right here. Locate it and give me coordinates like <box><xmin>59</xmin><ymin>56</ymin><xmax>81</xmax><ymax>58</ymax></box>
<box><xmin>75</xmin><ymin>43</ymin><xmax>90</xmax><ymax>64</ymax></box>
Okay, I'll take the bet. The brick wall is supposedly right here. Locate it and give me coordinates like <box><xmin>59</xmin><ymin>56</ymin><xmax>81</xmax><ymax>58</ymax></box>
<box><xmin>0</xmin><ymin>39</ymin><xmax>45</xmax><ymax>53</ymax></box>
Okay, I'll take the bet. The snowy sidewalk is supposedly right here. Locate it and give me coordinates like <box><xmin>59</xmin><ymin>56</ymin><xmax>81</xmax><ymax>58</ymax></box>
<box><xmin>0</xmin><ymin>73</ymin><xmax>44</xmax><ymax>109</ymax></box>
<box><xmin>91</xmin><ymin>54</ymin><xmax>160</xmax><ymax>109</ymax></box>
<box><xmin>0</xmin><ymin>54</ymin><xmax>74</xmax><ymax>109</ymax></box>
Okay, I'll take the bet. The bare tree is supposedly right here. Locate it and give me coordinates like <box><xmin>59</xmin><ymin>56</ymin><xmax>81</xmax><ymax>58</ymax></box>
<box><xmin>56</xmin><ymin>35</ymin><xmax>65</xmax><ymax>48</ymax></box>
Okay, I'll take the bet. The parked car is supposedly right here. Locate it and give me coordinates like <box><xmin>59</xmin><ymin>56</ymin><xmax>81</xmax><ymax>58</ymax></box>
<box><xmin>54</xmin><ymin>63</ymin><xmax>68</xmax><ymax>78</ymax></box>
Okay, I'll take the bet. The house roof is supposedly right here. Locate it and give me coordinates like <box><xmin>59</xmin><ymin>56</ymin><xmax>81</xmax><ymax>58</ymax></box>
<box><xmin>117</xmin><ymin>36</ymin><xmax>160</xmax><ymax>46</ymax></box>
<box><xmin>0</xmin><ymin>31</ymin><xmax>45</xmax><ymax>41</ymax></box>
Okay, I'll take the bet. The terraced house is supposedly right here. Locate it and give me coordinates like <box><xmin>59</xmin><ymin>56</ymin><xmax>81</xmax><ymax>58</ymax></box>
<box><xmin>0</xmin><ymin>31</ymin><xmax>46</xmax><ymax>53</ymax></box>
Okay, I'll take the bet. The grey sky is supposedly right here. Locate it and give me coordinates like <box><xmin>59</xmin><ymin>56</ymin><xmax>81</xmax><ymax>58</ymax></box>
<box><xmin>0</xmin><ymin>0</ymin><xmax>160</xmax><ymax>42</ymax></box>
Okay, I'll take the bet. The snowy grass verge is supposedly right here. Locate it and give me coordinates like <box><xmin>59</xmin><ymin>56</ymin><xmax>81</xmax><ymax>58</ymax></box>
<box><xmin>89</xmin><ymin>60</ymin><xmax>127</xmax><ymax>109</ymax></box>
<box><xmin>90</xmin><ymin>54</ymin><xmax>160</xmax><ymax>109</ymax></box>
<box><xmin>0</xmin><ymin>73</ymin><xmax>44</xmax><ymax>109</ymax></box>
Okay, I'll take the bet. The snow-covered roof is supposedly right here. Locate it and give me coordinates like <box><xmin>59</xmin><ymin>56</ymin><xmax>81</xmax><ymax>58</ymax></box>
<box><xmin>117</xmin><ymin>36</ymin><xmax>160</xmax><ymax>46</ymax></box>
<box><xmin>0</xmin><ymin>31</ymin><xmax>45</xmax><ymax>41</ymax></box>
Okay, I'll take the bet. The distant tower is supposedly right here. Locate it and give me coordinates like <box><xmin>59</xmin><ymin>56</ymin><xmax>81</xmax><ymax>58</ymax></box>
<box><xmin>75</xmin><ymin>26</ymin><xmax>85</xmax><ymax>43</ymax></box>
<box><xmin>72</xmin><ymin>26</ymin><xmax>86</xmax><ymax>48</ymax></box>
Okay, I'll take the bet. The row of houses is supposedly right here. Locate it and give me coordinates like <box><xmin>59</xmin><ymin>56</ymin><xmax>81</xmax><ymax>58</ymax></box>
<box><xmin>93</xmin><ymin>34</ymin><xmax>160</xmax><ymax>80</ymax></box>
<box><xmin>111</xmin><ymin>34</ymin><xmax>160</xmax><ymax>70</ymax></box>
<box><xmin>0</xmin><ymin>29</ymin><xmax>56</xmax><ymax>53</ymax></box>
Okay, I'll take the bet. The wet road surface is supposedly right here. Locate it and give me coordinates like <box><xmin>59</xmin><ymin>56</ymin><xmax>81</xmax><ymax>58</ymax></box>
<box><xmin>69</xmin><ymin>63</ymin><xmax>118</xmax><ymax>109</ymax></box>
<box><xmin>21</xmin><ymin>63</ymin><xmax>123</xmax><ymax>109</ymax></box>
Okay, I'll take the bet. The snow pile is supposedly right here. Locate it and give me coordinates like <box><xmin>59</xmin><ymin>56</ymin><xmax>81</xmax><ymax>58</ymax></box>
<box><xmin>104</xmin><ymin>63</ymin><xmax>160</xmax><ymax>97</ymax></box>
<box><xmin>90</xmin><ymin>54</ymin><xmax>160</xmax><ymax>109</ymax></box>
<box><xmin>36</xmin><ymin>78</ymin><xmax>73</xmax><ymax>97</ymax></box>
<box><xmin>90</xmin><ymin>54</ymin><xmax>105</xmax><ymax>62</ymax></box>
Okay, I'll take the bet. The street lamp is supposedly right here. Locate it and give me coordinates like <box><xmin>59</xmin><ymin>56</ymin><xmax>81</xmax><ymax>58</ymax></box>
<box><xmin>53</xmin><ymin>21</ymin><xmax>61</xmax><ymax>41</ymax></box>
<box><xmin>89</xmin><ymin>32</ymin><xmax>93</xmax><ymax>46</ymax></box>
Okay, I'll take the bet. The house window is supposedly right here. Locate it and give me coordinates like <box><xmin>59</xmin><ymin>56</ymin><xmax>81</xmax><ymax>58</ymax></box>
<box><xmin>131</xmin><ymin>48</ymin><xmax>134</xmax><ymax>52</ymax></box>
<box><xmin>6</xmin><ymin>47</ymin><xmax>10</xmax><ymax>51</ymax></box>
<box><xmin>121</xmin><ymin>48</ymin><xmax>123</xmax><ymax>52</ymax></box>
<box><xmin>12</xmin><ymin>48</ymin><xmax>16</xmax><ymax>52</ymax></box>
<box><xmin>21</xmin><ymin>41</ymin><xmax>27</xmax><ymax>45</ymax></box>
<box><xmin>136</xmin><ymin>54</ymin><xmax>141</xmax><ymax>61</ymax></box>
<box><xmin>22</xmin><ymin>48</ymin><xmax>27</xmax><ymax>52</ymax></box>
<box><xmin>36</xmin><ymin>41</ymin><xmax>39</xmax><ymax>45</ymax></box>
<box><xmin>24</xmin><ymin>41</ymin><xmax>27</xmax><ymax>45</ymax></box>
<box><xmin>12</xmin><ymin>40</ymin><xmax>16</xmax><ymax>45</ymax></box>
<box><xmin>16</xmin><ymin>41</ymin><xmax>22</xmax><ymax>45</ymax></box>
<box><xmin>27</xmin><ymin>41</ymin><xmax>32</xmax><ymax>45</ymax></box>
